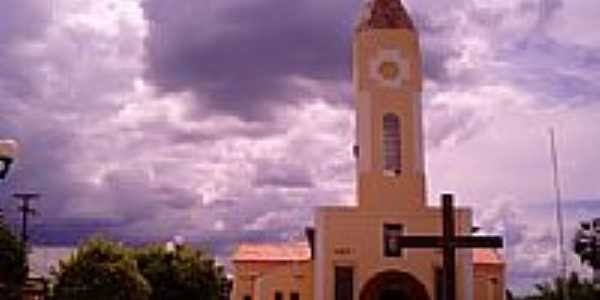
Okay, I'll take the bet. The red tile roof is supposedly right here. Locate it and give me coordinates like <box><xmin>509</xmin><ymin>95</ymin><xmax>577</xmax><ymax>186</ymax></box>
<box><xmin>233</xmin><ymin>242</ymin><xmax>311</xmax><ymax>262</ymax></box>
<box><xmin>357</xmin><ymin>0</ymin><xmax>415</xmax><ymax>32</ymax></box>
<box><xmin>473</xmin><ymin>249</ymin><xmax>504</xmax><ymax>265</ymax></box>
<box><xmin>233</xmin><ymin>243</ymin><xmax>503</xmax><ymax>265</ymax></box>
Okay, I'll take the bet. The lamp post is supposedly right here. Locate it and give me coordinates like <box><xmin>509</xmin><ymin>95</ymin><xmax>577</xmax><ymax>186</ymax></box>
<box><xmin>165</xmin><ymin>241</ymin><xmax>176</xmax><ymax>256</ymax></box>
<box><xmin>0</xmin><ymin>140</ymin><xmax>18</xmax><ymax>181</ymax></box>
<box><xmin>0</xmin><ymin>140</ymin><xmax>20</xmax><ymax>298</ymax></box>
<box><xmin>173</xmin><ymin>235</ymin><xmax>184</xmax><ymax>252</ymax></box>
<box><xmin>0</xmin><ymin>140</ymin><xmax>18</xmax><ymax>221</ymax></box>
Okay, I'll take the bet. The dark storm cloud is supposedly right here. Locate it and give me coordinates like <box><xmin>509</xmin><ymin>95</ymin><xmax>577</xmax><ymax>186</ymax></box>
<box><xmin>29</xmin><ymin>218</ymin><xmax>130</xmax><ymax>246</ymax></box>
<box><xmin>1</xmin><ymin>143</ymin><xmax>202</xmax><ymax>245</ymax></box>
<box><xmin>253</xmin><ymin>161</ymin><xmax>314</xmax><ymax>189</ymax></box>
<box><xmin>496</xmin><ymin>37</ymin><xmax>600</xmax><ymax>106</ymax></box>
<box><xmin>0</xmin><ymin>1</ymin><xmax>47</xmax><ymax>41</ymax></box>
<box><xmin>0</xmin><ymin>0</ymin><xmax>196</xmax><ymax>246</ymax></box>
<box><xmin>141</xmin><ymin>0</ymin><xmax>457</xmax><ymax>120</ymax></box>
<box><xmin>0</xmin><ymin>125</ymin><xmax>79</xmax><ymax>218</ymax></box>
<box><xmin>141</xmin><ymin>0</ymin><xmax>360</xmax><ymax>120</ymax></box>
<box><xmin>0</xmin><ymin>0</ymin><xmax>50</xmax><ymax>98</ymax></box>
<box><xmin>412</xmin><ymin>13</ymin><xmax>460</xmax><ymax>83</ymax></box>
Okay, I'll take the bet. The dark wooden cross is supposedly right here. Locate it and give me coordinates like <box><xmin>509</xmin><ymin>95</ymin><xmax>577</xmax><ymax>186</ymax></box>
<box><xmin>395</xmin><ymin>193</ymin><xmax>504</xmax><ymax>300</ymax></box>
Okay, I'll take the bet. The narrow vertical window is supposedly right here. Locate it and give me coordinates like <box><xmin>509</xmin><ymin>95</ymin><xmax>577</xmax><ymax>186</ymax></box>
<box><xmin>274</xmin><ymin>291</ymin><xmax>283</xmax><ymax>300</ymax></box>
<box><xmin>383</xmin><ymin>224</ymin><xmax>404</xmax><ymax>257</ymax></box>
<box><xmin>435</xmin><ymin>267</ymin><xmax>443</xmax><ymax>300</ymax></box>
<box><xmin>383</xmin><ymin>113</ymin><xmax>401</xmax><ymax>174</ymax></box>
<box><xmin>335</xmin><ymin>266</ymin><xmax>354</xmax><ymax>300</ymax></box>
<box><xmin>290</xmin><ymin>292</ymin><xmax>300</xmax><ymax>300</ymax></box>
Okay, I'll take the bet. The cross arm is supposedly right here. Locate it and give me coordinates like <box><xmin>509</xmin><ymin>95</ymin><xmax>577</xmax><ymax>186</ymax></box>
<box><xmin>394</xmin><ymin>236</ymin><xmax>444</xmax><ymax>248</ymax></box>
<box><xmin>394</xmin><ymin>235</ymin><xmax>503</xmax><ymax>249</ymax></box>
<box><xmin>454</xmin><ymin>236</ymin><xmax>503</xmax><ymax>248</ymax></box>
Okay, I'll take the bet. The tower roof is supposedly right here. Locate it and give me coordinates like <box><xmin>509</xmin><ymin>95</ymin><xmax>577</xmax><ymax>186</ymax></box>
<box><xmin>473</xmin><ymin>249</ymin><xmax>505</xmax><ymax>266</ymax></box>
<box><xmin>357</xmin><ymin>0</ymin><xmax>415</xmax><ymax>32</ymax></box>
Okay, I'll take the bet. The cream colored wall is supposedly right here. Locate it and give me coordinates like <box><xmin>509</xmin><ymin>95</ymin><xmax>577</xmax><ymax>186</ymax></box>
<box><xmin>315</xmin><ymin>206</ymin><xmax>473</xmax><ymax>300</ymax></box>
<box><xmin>232</xmin><ymin>8</ymin><xmax>503</xmax><ymax>300</ymax></box>
<box><xmin>315</xmin><ymin>26</ymin><xmax>475</xmax><ymax>300</ymax></box>
<box><xmin>354</xmin><ymin>29</ymin><xmax>426</xmax><ymax>211</ymax></box>
<box><xmin>233</xmin><ymin>261</ymin><xmax>314</xmax><ymax>300</ymax></box>
<box><xmin>473</xmin><ymin>264</ymin><xmax>505</xmax><ymax>300</ymax></box>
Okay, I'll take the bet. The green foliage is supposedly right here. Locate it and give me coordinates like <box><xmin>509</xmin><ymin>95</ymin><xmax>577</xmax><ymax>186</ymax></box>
<box><xmin>0</xmin><ymin>220</ymin><xmax>26</xmax><ymax>300</ymax></box>
<box><xmin>51</xmin><ymin>238</ymin><xmax>151</xmax><ymax>300</ymax></box>
<box><xmin>517</xmin><ymin>272</ymin><xmax>600</xmax><ymax>300</ymax></box>
<box><xmin>51</xmin><ymin>237</ymin><xmax>225</xmax><ymax>300</ymax></box>
<box><xmin>135</xmin><ymin>244</ymin><xmax>223</xmax><ymax>300</ymax></box>
<box><xmin>506</xmin><ymin>289</ymin><xmax>516</xmax><ymax>300</ymax></box>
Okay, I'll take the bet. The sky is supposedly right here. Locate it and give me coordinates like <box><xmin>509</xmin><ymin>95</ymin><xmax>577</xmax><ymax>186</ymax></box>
<box><xmin>1</xmin><ymin>0</ymin><xmax>600</xmax><ymax>295</ymax></box>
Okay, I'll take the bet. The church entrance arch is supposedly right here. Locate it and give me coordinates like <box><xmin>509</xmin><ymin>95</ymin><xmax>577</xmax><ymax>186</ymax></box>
<box><xmin>359</xmin><ymin>270</ymin><xmax>431</xmax><ymax>300</ymax></box>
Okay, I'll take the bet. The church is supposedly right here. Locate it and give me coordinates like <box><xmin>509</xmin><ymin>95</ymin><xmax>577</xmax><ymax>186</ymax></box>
<box><xmin>231</xmin><ymin>1</ymin><xmax>505</xmax><ymax>300</ymax></box>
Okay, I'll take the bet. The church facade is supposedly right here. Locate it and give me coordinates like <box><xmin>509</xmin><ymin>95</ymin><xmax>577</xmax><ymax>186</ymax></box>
<box><xmin>231</xmin><ymin>1</ymin><xmax>505</xmax><ymax>300</ymax></box>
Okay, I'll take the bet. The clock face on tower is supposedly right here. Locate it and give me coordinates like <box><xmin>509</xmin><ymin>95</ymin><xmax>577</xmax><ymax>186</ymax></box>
<box><xmin>370</xmin><ymin>49</ymin><xmax>409</xmax><ymax>89</ymax></box>
<box><xmin>378</xmin><ymin>61</ymin><xmax>400</xmax><ymax>80</ymax></box>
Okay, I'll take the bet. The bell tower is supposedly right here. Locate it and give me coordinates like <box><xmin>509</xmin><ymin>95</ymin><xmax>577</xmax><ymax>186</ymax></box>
<box><xmin>354</xmin><ymin>0</ymin><xmax>426</xmax><ymax>211</ymax></box>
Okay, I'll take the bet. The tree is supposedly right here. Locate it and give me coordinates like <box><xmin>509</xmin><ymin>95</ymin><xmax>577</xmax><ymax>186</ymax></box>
<box><xmin>134</xmin><ymin>244</ymin><xmax>224</xmax><ymax>300</ymax></box>
<box><xmin>0</xmin><ymin>220</ymin><xmax>26</xmax><ymax>300</ymax></box>
<box><xmin>517</xmin><ymin>272</ymin><xmax>600</xmax><ymax>300</ymax></box>
<box><xmin>51</xmin><ymin>238</ymin><xmax>151</xmax><ymax>300</ymax></box>
<box><xmin>506</xmin><ymin>289</ymin><xmax>516</xmax><ymax>300</ymax></box>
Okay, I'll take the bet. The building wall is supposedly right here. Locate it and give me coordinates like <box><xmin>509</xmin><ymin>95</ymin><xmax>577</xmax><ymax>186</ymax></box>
<box><xmin>473</xmin><ymin>263</ymin><xmax>505</xmax><ymax>300</ymax></box>
<box><xmin>354</xmin><ymin>29</ymin><xmax>427</xmax><ymax>212</ymax></box>
<box><xmin>315</xmin><ymin>206</ymin><xmax>473</xmax><ymax>300</ymax></box>
<box><xmin>231</xmin><ymin>3</ymin><xmax>505</xmax><ymax>300</ymax></box>
<box><xmin>233</xmin><ymin>261</ymin><xmax>314</xmax><ymax>300</ymax></box>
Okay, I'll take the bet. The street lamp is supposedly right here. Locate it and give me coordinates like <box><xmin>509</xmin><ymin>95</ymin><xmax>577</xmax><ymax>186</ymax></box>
<box><xmin>0</xmin><ymin>140</ymin><xmax>18</xmax><ymax>180</ymax></box>
<box><xmin>165</xmin><ymin>236</ymin><xmax>185</xmax><ymax>255</ymax></box>
<box><xmin>173</xmin><ymin>235</ymin><xmax>185</xmax><ymax>252</ymax></box>
<box><xmin>165</xmin><ymin>241</ymin><xmax>176</xmax><ymax>255</ymax></box>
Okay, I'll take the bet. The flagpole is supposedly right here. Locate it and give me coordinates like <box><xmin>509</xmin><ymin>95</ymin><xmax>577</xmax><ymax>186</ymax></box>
<box><xmin>549</xmin><ymin>128</ymin><xmax>568</xmax><ymax>300</ymax></box>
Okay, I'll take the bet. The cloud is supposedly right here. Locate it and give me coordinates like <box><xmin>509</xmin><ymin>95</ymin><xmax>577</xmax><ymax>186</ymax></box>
<box><xmin>0</xmin><ymin>0</ymin><xmax>161</xmax><ymax>241</ymax></box>
<box><xmin>476</xmin><ymin>197</ymin><xmax>600</xmax><ymax>295</ymax></box>
<box><xmin>140</xmin><ymin>0</ymin><xmax>478</xmax><ymax>121</ymax></box>
<box><xmin>0</xmin><ymin>0</ymin><xmax>51</xmax><ymax>100</ymax></box>
<box><xmin>254</xmin><ymin>160</ymin><xmax>314</xmax><ymax>189</ymax></box>
<box><xmin>0</xmin><ymin>0</ymin><xmax>599</xmax><ymax>294</ymax></box>
<box><xmin>546</xmin><ymin>0</ymin><xmax>600</xmax><ymax>49</ymax></box>
<box><xmin>141</xmin><ymin>0</ymin><xmax>362</xmax><ymax>121</ymax></box>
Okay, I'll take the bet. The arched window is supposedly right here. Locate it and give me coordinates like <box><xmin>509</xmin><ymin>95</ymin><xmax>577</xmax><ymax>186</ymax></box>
<box><xmin>383</xmin><ymin>113</ymin><xmax>401</xmax><ymax>174</ymax></box>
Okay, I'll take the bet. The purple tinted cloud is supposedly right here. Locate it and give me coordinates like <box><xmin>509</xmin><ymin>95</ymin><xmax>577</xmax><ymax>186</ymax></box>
<box><xmin>141</xmin><ymin>0</ymin><xmax>360</xmax><ymax>120</ymax></box>
<box><xmin>1</xmin><ymin>1</ymin><xmax>600</xmax><ymax>294</ymax></box>
<box><xmin>140</xmin><ymin>0</ymin><xmax>465</xmax><ymax>121</ymax></box>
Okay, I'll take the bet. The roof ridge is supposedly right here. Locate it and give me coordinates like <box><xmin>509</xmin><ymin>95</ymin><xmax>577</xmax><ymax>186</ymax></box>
<box><xmin>357</xmin><ymin>0</ymin><xmax>415</xmax><ymax>32</ymax></box>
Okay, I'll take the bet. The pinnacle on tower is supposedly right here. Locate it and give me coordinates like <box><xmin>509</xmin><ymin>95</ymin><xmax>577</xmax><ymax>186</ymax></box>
<box><xmin>356</xmin><ymin>0</ymin><xmax>415</xmax><ymax>32</ymax></box>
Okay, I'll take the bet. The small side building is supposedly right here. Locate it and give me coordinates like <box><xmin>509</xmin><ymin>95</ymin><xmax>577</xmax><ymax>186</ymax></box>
<box><xmin>232</xmin><ymin>241</ymin><xmax>505</xmax><ymax>300</ymax></box>
<box><xmin>473</xmin><ymin>249</ymin><xmax>506</xmax><ymax>300</ymax></box>
<box><xmin>232</xmin><ymin>243</ymin><xmax>313</xmax><ymax>300</ymax></box>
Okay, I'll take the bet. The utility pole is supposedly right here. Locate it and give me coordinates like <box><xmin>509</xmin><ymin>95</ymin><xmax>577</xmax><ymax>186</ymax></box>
<box><xmin>549</xmin><ymin>128</ymin><xmax>569</xmax><ymax>300</ymax></box>
<box><xmin>13</xmin><ymin>192</ymin><xmax>39</xmax><ymax>263</ymax></box>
